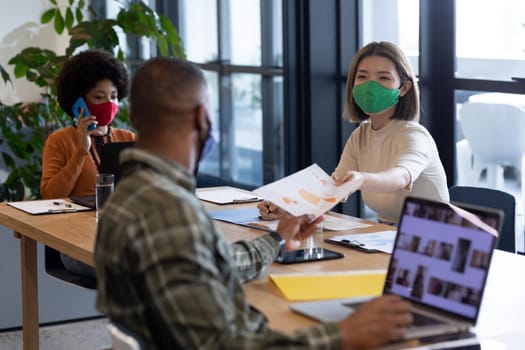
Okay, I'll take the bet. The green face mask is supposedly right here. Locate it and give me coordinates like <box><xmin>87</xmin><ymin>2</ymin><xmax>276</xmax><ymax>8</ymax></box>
<box><xmin>352</xmin><ymin>80</ymin><xmax>400</xmax><ymax>114</ymax></box>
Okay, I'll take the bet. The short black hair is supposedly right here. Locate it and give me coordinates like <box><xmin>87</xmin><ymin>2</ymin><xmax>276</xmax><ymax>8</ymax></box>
<box><xmin>130</xmin><ymin>57</ymin><xmax>207</xmax><ymax>131</ymax></box>
<box><xmin>56</xmin><ymin>49</ymin><xmax>129</xmax><ymax>118</ymax></box>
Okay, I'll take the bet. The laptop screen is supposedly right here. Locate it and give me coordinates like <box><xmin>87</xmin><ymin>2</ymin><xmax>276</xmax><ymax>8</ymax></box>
<box><xmin>100</xmin><ymin>141</ymin><xmax>135</xmax><ymax>184</ymax></box>
<box><xmin>384</xmin><ymin>196</ymin><xmax>500</xmax><ymax>322</ymax></box>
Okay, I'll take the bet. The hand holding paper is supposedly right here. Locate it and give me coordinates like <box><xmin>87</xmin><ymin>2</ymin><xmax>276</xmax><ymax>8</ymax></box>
<box><xmin>253</xmin><ymin>164</ymin><xmax>360</xmax><ymax>218</ymax></box>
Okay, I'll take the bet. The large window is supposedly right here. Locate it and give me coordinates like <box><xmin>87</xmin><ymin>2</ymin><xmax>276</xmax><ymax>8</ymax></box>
<box><xmin>455</xmin><ymin>0</ymin><xmax>525</xmax><ymax>81</ymax></box>
<box><xmin>178</xmin><ymin>0</ymin><xmax>284</xmax><ymax>188</ymax></box>
<box><xmin>361</xmin><ymin>0</ymin><xmax>419</xmax><ymax>73</ymax></box>
<box><xmin>451</xmin><ymin>0</ymin><xmax>525</xmax><ymax>252</ymax></box>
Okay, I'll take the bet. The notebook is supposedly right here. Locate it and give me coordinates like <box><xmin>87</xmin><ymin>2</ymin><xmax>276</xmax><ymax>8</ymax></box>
<box><xmin>99</xmin><ymin>141</ymin><xmax>136</xmax><ymax>184</ymax></box>
<box><xmin>290</xmin><ymin>196</ymin><xmax>502</xmax><ymax>340</ymax></box>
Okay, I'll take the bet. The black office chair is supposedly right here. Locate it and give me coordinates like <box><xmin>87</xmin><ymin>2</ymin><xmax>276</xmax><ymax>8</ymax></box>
<box><xmin>45</xmin><ymin>246</ymin><xmax>97</xmax><ymax>289</ymax></box>
<box><xmin>449</xmin><ymin>185</ymin><xmax>516</xmax><ymax>253</ymax></box>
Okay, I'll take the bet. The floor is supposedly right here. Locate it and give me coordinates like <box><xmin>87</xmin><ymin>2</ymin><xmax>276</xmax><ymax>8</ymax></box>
<box><xmin>0</xmin><ymin>317</ymin><xmax>111</xmax><ymax>350</ymax></box>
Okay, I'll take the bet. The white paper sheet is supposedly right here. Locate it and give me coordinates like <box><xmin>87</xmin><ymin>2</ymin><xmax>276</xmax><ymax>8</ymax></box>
<box><xmin>253</xmin><ymin>164</ymin><xmax>360</xmax><ymax>217</ymax></box>
<box><xmin>321</xmin><ymin>215</ymin><xmax>371</xmax><ymax>231</ymax></box>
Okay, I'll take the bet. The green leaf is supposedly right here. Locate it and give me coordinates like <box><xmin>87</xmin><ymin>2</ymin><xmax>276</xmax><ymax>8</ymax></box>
<box><xmin>160</xmin><ymin>15</ymin><xmax>185</xmax><ymax>58</ymax></box>
<box><xmin>49</xmin><ymin>0</ymin><xmax>57</xmax><ymax>5</ymax></box>
<box><xmin>2</xmin><ymin>152</ymin><xmax>16</xmax><ymax>170</ymax></box>
<box><xmin>75</xmin><ymin>7</ymin><xmax>83</xmax><ymax>22</ymax></box>
<box><xmin>54</xmin><ymin>10</ymin><xmax>65</xmax><ymax>34</ymax></box>
<box><xmin>34</xmin><ymin>77</ymin><xmax>48</xmax><ymax>88</ymax></box>
<box><xmin>65</xmin><ymin>8</ymin><xmax>74</xmax><ymax>29</ymax></box>
<box><xmin>26</xmin><ymin>71</ymin><xmax>38</xmax><ymax>82</ymax></box>
<box><xmin>69</xmin><ymin>0</ymin><xmax>74</xmax><ymax>5</ymax></box>
<box><xmin>13</xmin><ymin>63</ymin><xmax>29</xmax><ymax>78</ymax></box>
<box><xmin>157</xmin><ymin>36</ymin><xmax>168</xmax><ymax>57</ymax></box>
<box><xmin>117</xmin><ymin>49</ymin><xmax>124</xmax><ymax>61</ymax></box>
<box><xmin>41</xmin><ymin>9</ymin><xmax>56</xmax><ymax>24</ymax></box>
<box><xmin>0</xmin><ymin>65</ymin><xmax>12</xmax><ymax>84</ymax></box>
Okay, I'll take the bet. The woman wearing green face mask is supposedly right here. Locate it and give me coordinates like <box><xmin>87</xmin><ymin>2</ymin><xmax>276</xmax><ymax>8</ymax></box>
<box><xmin>331</xmin><ymin>41</ymin><xmax>449</xmax><ymax>225</ymax></box>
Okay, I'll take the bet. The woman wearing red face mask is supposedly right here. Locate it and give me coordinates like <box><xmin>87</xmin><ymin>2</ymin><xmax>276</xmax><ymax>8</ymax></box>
<box><xmin>41</xmin><ymin>49</ymin><xmax>135</xmax><ymax>276</ymax></box>
<box><xmin>41</xmin><ymin>49</ymin><xmax>135</xmax><ymax>199</ymax></box>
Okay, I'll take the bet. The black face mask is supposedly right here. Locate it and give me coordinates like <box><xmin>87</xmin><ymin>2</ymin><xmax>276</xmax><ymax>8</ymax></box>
<box><xmin>193</xmin><ymin>117</ymin><xmax>215</xmax><ymax>177</ymax></box>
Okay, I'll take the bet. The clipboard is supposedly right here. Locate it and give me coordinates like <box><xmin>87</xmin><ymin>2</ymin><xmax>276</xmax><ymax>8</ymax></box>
<box><xmin>7</xmin><ymin>199</ymin><xmax>92</xmax><ymax>215</ymax></box>
<box><xmin>325</xmin><ymin>231</ymin><xmax>397</xmax><ymax>254</ymax></box>
<box><xmin>208</xmin><ymin>207</ymin><xmax>275</xmax><ymax>231</ymax></box>
<box><xmin>197</xmin><ymin>187</ymin><xmax>263</xmax><ymax>205</ymax></box>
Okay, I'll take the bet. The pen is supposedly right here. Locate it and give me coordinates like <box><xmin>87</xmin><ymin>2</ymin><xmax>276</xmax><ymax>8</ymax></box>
<box><xmin>53</xmin><ymin>201</ymin><xmax>73</xmax><ymax>208</ymax></box>
<box><xmin>265</xmin><ymin>200</ymin><xmax>272</xmax><ymax>215</ymax></box>
<box><xmin>338</xmin><ymin>239</ymin><xmax>379</xmax><ymax>253</ymax></box>
<box><xmin>232</xmin><ymin>197</ymin><xmax>260</xmax><ymax>204</ymax></box>
<box><xmin>258</xmin><ymin>200</ymin><xmax>274</xmax><ymax>221</ymax></box>
<box><xmin>341</xmin><ymin>239</ymin><xmax>365</xmax><ymax>247</ymax></box>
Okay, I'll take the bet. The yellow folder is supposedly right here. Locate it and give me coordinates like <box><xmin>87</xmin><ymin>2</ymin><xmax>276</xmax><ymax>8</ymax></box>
<box><xmin>269</xmin><ymin>270</ymin><xmax>386</xmax><ymax>301</ymax></box>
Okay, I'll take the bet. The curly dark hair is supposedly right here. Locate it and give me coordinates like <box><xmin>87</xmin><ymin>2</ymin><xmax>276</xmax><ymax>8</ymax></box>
<box><xmin>56</xmin><ymin>49</ymin><xmax>129</xmax><ymax>118</ymax></box>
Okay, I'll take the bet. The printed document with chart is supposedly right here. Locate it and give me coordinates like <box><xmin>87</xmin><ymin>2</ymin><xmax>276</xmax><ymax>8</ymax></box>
<box><xmin>253</xmin><ymin>163</ymin><xmax>360</xmax><ymax>217</ymax></box>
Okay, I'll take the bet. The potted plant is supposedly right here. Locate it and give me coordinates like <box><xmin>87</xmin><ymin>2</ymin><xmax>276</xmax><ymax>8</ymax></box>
<box><xmin>0</xmin><ymin>0</ymin><xmax>185</xmax><ymax>201</ymax></box>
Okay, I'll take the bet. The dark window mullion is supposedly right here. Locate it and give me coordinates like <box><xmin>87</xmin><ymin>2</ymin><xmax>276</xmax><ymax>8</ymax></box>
<box><xmin>261</xmin><ymin>0</ymin><xmax>282</xmax><ymax>183</ymax></box>
<box><xmin>455</xmin><ymin>79</ymin><xmax>525</xmax><ymax>94</ymax></box>
<box><xmin>198</xmin><ymin>63</ymin><xmax>283</xmax><ymax>75</ymax></box>
<box><xmin>217</xmin><ymin>0</ymin><xmax>235</xmax><ymax>182</ymax></box>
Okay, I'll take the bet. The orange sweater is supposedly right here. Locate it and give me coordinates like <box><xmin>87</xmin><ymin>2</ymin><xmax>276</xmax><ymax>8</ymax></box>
<box><xmin>40</xmin><ymin>126</ymin><xmax>135</xmax><ymax>199</ymax></box>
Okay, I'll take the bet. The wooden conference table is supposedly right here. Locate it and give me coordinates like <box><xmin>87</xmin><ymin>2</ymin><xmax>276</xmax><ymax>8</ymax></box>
<box><xmin>0</xmin><ymin>199</ymin><xmax>524</xmax><ymax>350</ymax></box>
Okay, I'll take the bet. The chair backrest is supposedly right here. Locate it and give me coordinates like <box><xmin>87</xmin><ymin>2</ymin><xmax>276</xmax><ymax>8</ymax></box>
<box><xmin>44</xmin><ymin>246</ymin><xmax>97</xmax><ymax>289</ymax></box>
<box><xmin>458</xmin><ymin>101</ymin><xmax>525</xmax><ymax>164</ymax></box>
<box><xmin>107</xmin><ymin>322</ymin><xmax>144</xmax><ymax>350</ymax></box>
<box><xmin>449</xmin><ymin>185</ymin><xmax>516</xmax><ymax>253</ymax></box>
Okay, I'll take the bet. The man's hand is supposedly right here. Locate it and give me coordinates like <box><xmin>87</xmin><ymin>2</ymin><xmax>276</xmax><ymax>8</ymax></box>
<box><xmin>275</xmin><ymin>212</ymin><xmax>323</xmax><ymax>251</ymax></box>
<box><xmin>337</xmin><ymin>295</ymin><xmax>412</xmax><ymax>349</ymax></box>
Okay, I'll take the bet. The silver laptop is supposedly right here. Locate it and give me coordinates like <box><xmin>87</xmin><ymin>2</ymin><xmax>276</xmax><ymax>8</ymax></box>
<box><xmin>290</xmin><ymin>196</ymin><xmax>502</xmax><ymax>339</ymax></box>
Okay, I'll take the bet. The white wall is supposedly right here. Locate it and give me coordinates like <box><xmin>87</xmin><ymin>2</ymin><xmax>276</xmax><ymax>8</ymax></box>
<box><xmin>0</xmin><ymin>0</ymin><xmax>69</xmax><ymax>104</ymax></box>
<box><xmin>0</xmin><ymin>0</ymin><xmax>100</xmax><ymax>329</ymax></box>
<box><xmin>0</xmin><ymin>225</ymin><xmax>100</xmax><ymax>330</ymax></box>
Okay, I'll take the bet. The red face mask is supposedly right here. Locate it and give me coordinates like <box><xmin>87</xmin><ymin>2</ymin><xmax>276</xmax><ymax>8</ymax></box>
<box><xmin>86</xmin><ymin>101</ymin><xmax>119</xmax><ymax>126</ymax></box>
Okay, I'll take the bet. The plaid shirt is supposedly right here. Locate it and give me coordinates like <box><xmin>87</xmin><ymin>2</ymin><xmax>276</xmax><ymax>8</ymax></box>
<box><xmin>95</xmin><ymin>148</ymin><xmax>342</xmax><ymax>349</ymax></box>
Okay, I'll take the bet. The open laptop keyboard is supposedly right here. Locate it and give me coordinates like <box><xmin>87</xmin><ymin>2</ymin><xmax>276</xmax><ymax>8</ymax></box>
<box><xmin>412</xmin><ymin>311</ymin><xmax>445</xmax><ymax>326</ymax></box>
<box><xmin>344</xmin><ymin>302</ymin><xmax>445</xmax><ymax>327</ymax></box>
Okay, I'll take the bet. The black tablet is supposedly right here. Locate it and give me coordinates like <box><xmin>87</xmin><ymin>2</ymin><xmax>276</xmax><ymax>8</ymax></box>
<box><xmin>275</xmin><ymin>248</ymin><xmax>343</xmax><ymax>264</ymax></box>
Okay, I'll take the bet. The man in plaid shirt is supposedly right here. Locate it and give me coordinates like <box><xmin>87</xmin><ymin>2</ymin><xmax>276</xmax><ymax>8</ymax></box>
<box><xmin>94</xmin><ymin>57</ymin><xmax>412</xmax><ymax>350</ymax></box>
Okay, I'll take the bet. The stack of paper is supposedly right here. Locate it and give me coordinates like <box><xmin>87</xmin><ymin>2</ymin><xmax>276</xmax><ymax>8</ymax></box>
<box><xmin>269</xmin><ymin>270</ymin><xmax>386</xmax><ymax>301</ymax></box>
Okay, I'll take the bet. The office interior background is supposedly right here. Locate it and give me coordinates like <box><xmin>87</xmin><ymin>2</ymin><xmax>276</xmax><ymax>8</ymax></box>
<box><xmin>1</xmin><ymin>0</ymin><xmax>525</xmax><ymax>331</ymax></box>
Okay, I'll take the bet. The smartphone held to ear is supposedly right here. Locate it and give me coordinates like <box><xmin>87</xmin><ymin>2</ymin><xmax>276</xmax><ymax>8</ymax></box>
<box><xmin>72</xmin><ymin>97</ymin><xmax>97</xmax><ymax>131</ymax></box>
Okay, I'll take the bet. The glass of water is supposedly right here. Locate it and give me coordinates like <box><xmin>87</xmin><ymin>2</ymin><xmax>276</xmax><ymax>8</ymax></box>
<box><xmin>302</xmin><ymin>221</ymin><xmax>324</xmax><ymax>258</ymax></box>
<box><xmin>96</xmin><ymin>173</ymin><xmax>114</xmax><ymax>221</ymax></box>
